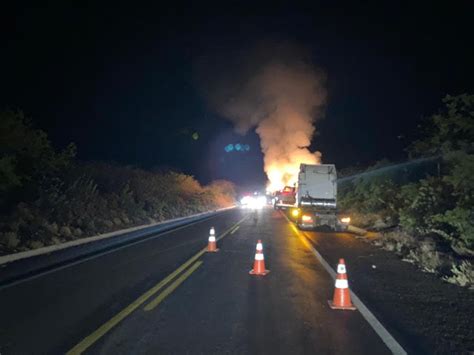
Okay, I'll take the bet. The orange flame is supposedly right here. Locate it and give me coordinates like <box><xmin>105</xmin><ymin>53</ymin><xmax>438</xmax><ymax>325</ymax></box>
<box><xmin>265</xmin><ymin>150</ymin><xmax>320</xmax><ymax>193</ymax></box>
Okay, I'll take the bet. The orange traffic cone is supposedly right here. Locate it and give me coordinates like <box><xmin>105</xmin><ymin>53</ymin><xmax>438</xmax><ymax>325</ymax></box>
<box><xmin>207</xmin><ymin>227</ymin><xmax>219</xmax><ymax>252</ymax></box>
<box><xmin>328</xmin><ymin>258</ymin><xmax>356</xmax><ymax>310</ymax></box>
<box><xmin>249</xmin><ymin>240</ymin><xmax>270</xmax><ymax>275</ymax></box>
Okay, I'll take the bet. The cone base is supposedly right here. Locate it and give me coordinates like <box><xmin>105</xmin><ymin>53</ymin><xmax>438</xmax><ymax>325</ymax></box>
<box><xmin>328</xmin><ymin>300</ymin><xmax>356</xmax><ymax>310</ymax></box>
<box><xmin>207</xmin><ymin>248</ymin><xmax>219</xmax><ymax>253</ymax></box>
<box><xmin>249</xmin><ymin>269</ymin><xmax>270</xmax><ymax>276</ymax></box>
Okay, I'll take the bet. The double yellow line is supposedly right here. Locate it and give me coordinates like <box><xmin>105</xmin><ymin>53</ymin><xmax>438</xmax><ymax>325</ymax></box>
<box><xmin>67</xmin><ymin>215</ymin><xmax>248</xmax><ymax>354</ymax></box>
<box><xmin>144</xmin><ymin>260</ymin><xmax>202</xmax><ymax>311</ymax></box>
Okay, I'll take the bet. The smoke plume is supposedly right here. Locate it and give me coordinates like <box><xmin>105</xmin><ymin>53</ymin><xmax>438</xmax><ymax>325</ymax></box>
<box><xmin>199</xmin><ymin>42</ymin><xmax>327</xmax><ymax>191</ymax></box>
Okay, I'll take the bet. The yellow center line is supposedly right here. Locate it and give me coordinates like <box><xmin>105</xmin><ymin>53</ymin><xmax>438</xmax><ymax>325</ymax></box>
<box><xmin>66</xmin><ymin>251</ymin><xmax>205</xmax><ymax>355</ymax></box>
<box><xmin>67</xmin><ymin>214</ymin><xmax>248</xmax><ymax>355</ymax></box>
<box><xmin>144</xmin><ymin>261</ymin><xmax>202</xmax><ymax>311</ymax></box>
<box><xmin>230</xmin><ymin>225</ymin><xmax>240</xmax><ymax>234</ymax></box>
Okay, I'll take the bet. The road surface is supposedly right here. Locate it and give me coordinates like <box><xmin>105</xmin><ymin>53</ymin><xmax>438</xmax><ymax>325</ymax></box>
<box><xmin>0</xmin><ymin>207</ymin><xmax>404</xmax><ymax>354</ymax></box>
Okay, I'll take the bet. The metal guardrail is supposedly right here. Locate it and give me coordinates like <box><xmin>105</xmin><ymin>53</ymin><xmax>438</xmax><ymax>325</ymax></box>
<box><xmin>0</xmin><ymin>206</ymin><xmax>236</xmax><ymax>288</ymax></box>
<box><xmin>337</xmin><ymin>156</ymin><xmax>441</xmax><ymax>188</ymax></box>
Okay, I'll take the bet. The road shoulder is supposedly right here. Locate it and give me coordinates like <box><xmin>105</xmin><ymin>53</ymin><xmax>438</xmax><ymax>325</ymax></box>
<box><xmin>300</xmin><ymin>223</ymin><xmax>474</xmax><ymax>353</ymax></box>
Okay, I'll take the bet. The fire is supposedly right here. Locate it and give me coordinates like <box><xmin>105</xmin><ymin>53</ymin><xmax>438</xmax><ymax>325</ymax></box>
<box><xmin>265</xmin><ymin>152</ymin><xmax>320</xmax><ymax>193</ymax></box>
<box><xmin>265</xmin><ymin>165</ymin><xmax>300</xmax><ymax>192</ymax></box>
<box><xmin>200</xmin><ymin>44</ymin><xmax>326</xmax><ymax>195</ymax></box>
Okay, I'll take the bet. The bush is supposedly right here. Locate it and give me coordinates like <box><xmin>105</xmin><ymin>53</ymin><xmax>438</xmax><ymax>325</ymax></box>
<box><xmin>432</xmin><ymin>207</ymin><xmax>474</xmax><ymax>252</ymax></box>
<box><xmin>406</xmin><ymin>249</ymin><xmax>443</xmax><ymax>274</ymax></box>
<box><xmin>205</xmin><ymin>180</ymin><xmax>236</xmax><ymax>208</ymax></box>
<box><xmin>0</xmin><ymin>163</ymin><xmax>236</xmax><ymax>255</ymax></box>
<box><xmin>342</xmin><ymin>95</ymin><xmax>474</xmax><ymax>259</ymax></box>
<box><xmin>398</xmin><ymin>177</ymin><xmax>454</xmax><ymax>235</ymax></box>
<box><xmin>0</xmin><ymin>111</ymin><xmax>236</xmax><ymax>255</ymax></box>
<box><xmin>443</xmin><ymin>261</ymin><xmax>474</xmax><ymax>289</ymax></box>
<box><xmin>0</xmin><ymin>110</ymin><xmax>75</xmax><ymax>210</ymax></box>
<box><xmin>339</xmin><ymin>178</ymin><xmax>401</xmax><ymax>226</ymax></box>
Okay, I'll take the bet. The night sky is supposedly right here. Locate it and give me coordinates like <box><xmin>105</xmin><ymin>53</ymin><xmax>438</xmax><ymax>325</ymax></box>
<box><xmin>1</xmin><ymin>2</ymin><xmax>473</xmax><ymax>187</ymax></box>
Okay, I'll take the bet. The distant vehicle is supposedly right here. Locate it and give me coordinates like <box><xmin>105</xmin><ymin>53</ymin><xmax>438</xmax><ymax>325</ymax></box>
<box><xmin>273</xmin><ymin>186</ymin><xmax>296</xmax><ymax>210</ymax></box>
<box><xmin>240</xmin><ymin>191</ymin><xmax>267</xmax><ymax>209</ymax></box>
<box><xmin>290</xmin><ymin>164</ymin><xmax>350</xmax><ymax>231</ymax></box>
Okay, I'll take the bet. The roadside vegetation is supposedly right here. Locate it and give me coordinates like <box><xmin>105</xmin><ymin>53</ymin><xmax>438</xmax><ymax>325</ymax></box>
<box><xmin>339</xmin><ymin>94</ymin><xmax>474</xmax><ymax>288</ymax></box>
<box><xmin>0</xmin><ymin>110</ymin><xmax>235</xmax><ymax>256</ymax></box>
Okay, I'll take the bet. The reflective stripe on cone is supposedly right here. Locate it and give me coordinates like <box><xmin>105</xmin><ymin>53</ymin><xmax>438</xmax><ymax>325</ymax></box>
<box><xmin>207</xmin><ymin>227</ymin><xmax>219</xmax><ymax>252</ymax></box>
<box><xmin>250</xmin><ymin>240</ymin><xmax>269</xmax><ymax>276</ymax></box>
<box><xmin>328</xmin><ymin>258</ymin><xmax>356</xmax><ymax>310</ymax></box>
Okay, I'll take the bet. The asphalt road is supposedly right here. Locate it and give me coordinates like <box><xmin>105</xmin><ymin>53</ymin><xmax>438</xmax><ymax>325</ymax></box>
<box><xmin>0</xmin><ymin>207</ymin><xmax>400</xmax><ymax>354</ymax></box>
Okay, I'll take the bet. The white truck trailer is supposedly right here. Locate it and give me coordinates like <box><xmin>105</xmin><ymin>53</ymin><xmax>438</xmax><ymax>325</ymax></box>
<box><xmin>293</xmin><ymin>163</ymin><xmax>349</xmax><ymax>231</ymax></box>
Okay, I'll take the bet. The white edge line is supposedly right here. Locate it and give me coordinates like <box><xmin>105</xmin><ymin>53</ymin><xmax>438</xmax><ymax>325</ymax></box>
<box><xmin>303</xmin><ymin>240</ymin><xmax>406</xmax><ymax>355</ymax></box>
<box><xmin>0</xmin><ymin>206</ymin><xmax>236</xmax><ymax>266</ymax></box>
<box><xmin>284</xmin><ymin>213</ymin><xmax>407</xmax><ymax>355</ymax></box>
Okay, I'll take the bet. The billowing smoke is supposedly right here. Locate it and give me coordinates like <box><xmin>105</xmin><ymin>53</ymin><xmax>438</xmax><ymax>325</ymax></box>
<box><xmin>199</xmin><ymin>42</ymin><xmax>327</xmax><ymax>191</ymax></box>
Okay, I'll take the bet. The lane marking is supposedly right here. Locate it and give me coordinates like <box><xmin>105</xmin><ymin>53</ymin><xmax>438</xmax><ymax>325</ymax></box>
<box><xmin>67</xmin><ymin>214</ymin><xmax>248</xmax><ymax>354</ymax></box>
<box><xmin>144</xmin><ymin>261</ymin><xmax>202</xmax><ymax>311</ymax></box>
<box><xmin>281</xmin><ymin>212</ymin><xmax>407</xmax><ymax>355</ymax></box>
<box><xmin>230</xmin><ymin>225</ymin><xmax>240</xmax><ymax>234</ymax></box>
<box><xmin>66</xmin><ymin>252</ymin><xmax>205</xmax><ymax>355</ymax></box>
<box><xmin>216</xmin><ymin>215</ymin><xmax>247</xmax><ymax>242</ymax></box>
